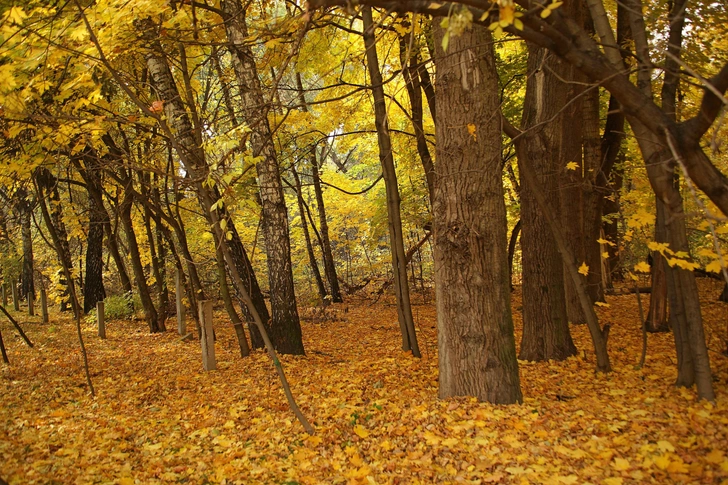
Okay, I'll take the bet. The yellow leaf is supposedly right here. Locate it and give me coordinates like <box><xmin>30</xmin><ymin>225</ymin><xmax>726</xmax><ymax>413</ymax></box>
<box><xmin>353</xmin><ymin>424</ymin><xmax>370</xmax><ymax>439</ymax></box>
<box><xmin>557</xmin><ymin>475</ymin><xmax>578</xmax><ymax>484</ymax></box>
<box><xmin>306</xmin><ymin>435</ymin><xmax>322</xmax><ymax>447</ymax></box>
<box><xmin>633</xmin><ymin>262</ymin><xmax>651</xmax><ymax>273</ymax></box>
<box><xmin>667</xmin><ymin>459</ymin><xmax>689</xmax><ymax>474</ymax></box>
<box><xmin>603</xmin><ymin>478</ymin><xmax>623</xmax><ymax>485</ymax></box>
<box><xmin>654</xmin><ymin>454</ymin><xmax>671</xmax><ymax>470</ymax></box>
<box><xmin>578</xmin><ymin>262</ymin><xmax>589</xmax><ymax>276</ymax></box>
<box><xmin>540</xmin><ymin>7</ymin><xmax>552</xmax><ymax>18</ymax></box>
<box><xmin>467</xmin><ymin>123</ymin><xmax>477</xmax><ymax>141</ymax></box>
<box><xmin>602</xmin><ymin>252</ymin><xmax>610</xmax><ymax>259</ymax></box>
<box><xmin>566</xmin><ymin>161</ymin><xmax>579</xmax><ymax>171</ymax></box>
<box><xmin>597</xmin><ymin>237</ymin><xmax>616</xmax><ymax>246</ymax></box>
<box><xmin>595</xmin><ymin>301</ymin><xmax>610</xmax><ymax>308</ymax></box>
<box><xmin>705</xmin><ymin>449</ymin><xmax>725</xmax><ymax>464</ymax></box>
<box><xmin>613</xmin><ymin>457</ymin><xmax>630</xmax><ymax>471</ymax></box>
<box><xmin>119</xmin><ymin>478</ymin><xmax>134</xmax><ymax>485</ymax></box>
<box><xmin>705</xmin><ymin>260</ymin><xmax>724</xmax><ymax>273</ymax></box>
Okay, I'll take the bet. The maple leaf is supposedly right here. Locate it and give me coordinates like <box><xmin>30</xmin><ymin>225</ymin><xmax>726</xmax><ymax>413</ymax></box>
<box><xmin>150</xmin><ymin>100</ymin><xmax>165</xmax><ymax>114</ymax></box>
<box><xmin>565</xmin><ymin>161</ymin><xmax>580</xmax><ymax>171</ymax></box>
<box><xmin>633</xmin><ymin>262</ymin><xmax>651</xmax><ymax>273</ymax></box>
<box><xmin>467</xmin><ymin>123</ymin><xmax>477</xmax><ymax>141</ymax></box>
<box><xmin>578</xmin><ymin>262</ymin><xmax>589</xmax><ymax>276</ymax></box>
<box><xmin>353</xmin><ymin>424</ymin><xmax>369</xmax><ymax>438</ymax></box>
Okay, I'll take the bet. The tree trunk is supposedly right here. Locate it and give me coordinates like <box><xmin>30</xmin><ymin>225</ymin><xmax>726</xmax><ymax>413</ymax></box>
<box><xmin>507</xmin><ymin>219</ymin><xmax>521</xmax><ymax>289</ymax></box>
<box><xmin>221</xmin><ymin>0</ymin><xmax>304</xmax><ymax>355</ymax></box>
<box><xmin>291</xmin><ymin>163</ymin><xmax>328</xmax><ymax>303</ymax></box>
<box><xmin>433</xmin><ymin>22</ymin><xmax>521</xmax><ymax>403</ymax></box>
<box><xmin>215</xmin><ymin>236</ymin><xmax>250</xmax><ymax>358</ymax></box>
<box><xmin>18</xmin><ymin>195</ymin><xmax>34</xmax><ymax>302</ymax></box>
<box><xmin>295</xmin><ymin>73</ymin><xmax>343</xmax><ymax>303</ymax></box>
<box><xmin>363</xmin><ymin>6</ymin><xmax>420</xmax><ymax>357</ymax></box>
<box><xmin>399</xmin><ymin>26</ymin><xmax>435</xmax><ymax>204</ymax></box>
<box><xmin>119</xmin><ymin>180</ymin><xmax>160</xmax><ymax>333</ymax></box>
<box><xmin>645</xmin><ymin>200</ymin><xmax>671</xmax><ymax>332</ymax></box>
<box><xmin>83</xmin><ymin>191</ymin><xmax>106</xmax><ymax>314</ymax></box>
<box><xmin>516</xmin><ymin>46</ymin><xmax>576</xmax><ymax>362</ymax></box>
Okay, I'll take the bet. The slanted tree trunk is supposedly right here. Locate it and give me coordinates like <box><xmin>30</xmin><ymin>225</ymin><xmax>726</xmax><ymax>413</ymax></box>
<box><xmin>516</xmin><ymin>45</ymin><xmax>576</xmax><ymax>362</ymax></box>
<box><xmin>399</xmin><ymin>25</ymin><xmax>435</xmax><ymax>204</ymax></box>
<box><xmin>119</xmin><ymin>176</ymin><xmax>160</xmax><ymax>333</ymax></box>
<box><xmin>215</xmin><ymin>235</ymin><xmax>250</xmax><ymax>358</ymax></box>
<box><xmin>221</xmin><ymin>0</ymin><xmax>304</xmax><ymax>355</ymax></box>
<box><xmin>432</xmin><ymin>21</ymin><xmax>521</xmax><ymax>403</ymax></box>
<box><xmin>362</xmin><ymin>6</ymin><xmax>420</xmax><ymax>357</ymax></box>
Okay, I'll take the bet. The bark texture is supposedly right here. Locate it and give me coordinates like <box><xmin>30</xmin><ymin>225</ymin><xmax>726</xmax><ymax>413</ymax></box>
<box><xmin>433</xmin><ymin>23</ymin><xmax>521</xmax><ymax>403</ymax></box>
<box><xmin>221</xmin><ymin>0</ymin><xmax>304</xmax><ymax>354</ymax></box>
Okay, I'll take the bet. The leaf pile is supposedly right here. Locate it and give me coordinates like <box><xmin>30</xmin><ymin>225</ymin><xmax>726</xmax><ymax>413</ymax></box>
<box><xmin>1</xmin><ymin>281</ymin><xmax>728</xmax><ymax>484</ymax></box>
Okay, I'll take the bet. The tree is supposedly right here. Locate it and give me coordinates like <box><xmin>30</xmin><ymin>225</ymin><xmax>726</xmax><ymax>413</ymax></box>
<box><xmin>432</xmin><ymin>19</ymin><xmax>521</xmax><ymax>403</ymax></box>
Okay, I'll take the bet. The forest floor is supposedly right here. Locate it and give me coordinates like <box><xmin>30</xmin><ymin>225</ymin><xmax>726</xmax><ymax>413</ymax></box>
<box><xmin>1</xmin><ymin>280</ymin><xmax>728</xmax><ymax>485</ymax></box>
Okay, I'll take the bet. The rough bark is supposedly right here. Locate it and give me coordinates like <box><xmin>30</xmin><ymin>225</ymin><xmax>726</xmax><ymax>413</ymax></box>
<box><xmin>83</xmin><ymin>191</ymin><xmax>106</xmax><ymax>314</ymax></box>
<box><xmin>433</xmin><ymin>22</ymin><xmax>521</xmax><ymax>403</ymax></box>
<box><xmin>516</xmin><ymin>46</ymin><xmax>576</xmax><ymax>361</ymax></box>
<box><xmin>221</xmin><ymin>0</ymin><xmax>304</xmax><ymax>355</ymax></box>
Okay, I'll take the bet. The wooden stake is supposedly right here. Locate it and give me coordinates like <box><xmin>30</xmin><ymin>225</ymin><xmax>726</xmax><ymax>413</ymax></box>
<box><xmin>40</xmin><ymin>284</ymin><xmax>49</xmax><ymax>324</ymax></box>
<box><xmin>97</xmin><ymin>301</ymin><xmax>106</xmax><ymax>339</ymax></box>
<box><xmin>176</xmin><ymin>268</ymin><xmax>185</xmax><ymax>335</ymax></box>
<box><xmin>198</xmin><ymin>300</ymin><xmax>216</xmax><ymax>371</ymax></box>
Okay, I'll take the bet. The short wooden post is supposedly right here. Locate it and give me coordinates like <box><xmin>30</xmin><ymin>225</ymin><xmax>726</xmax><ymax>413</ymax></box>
<box><xmin>40</xmin><ymin>284</ymin><xmax>49</xmax><ymax>324</ymax></box>
<box><xmin>97</xmin><ymin>301</ymin><xmax>106</xmax><ymax>339</ymax></box>
<box><xmin>2</xmin><ymin>284</ymin><xmax>7</xmax><ymax>307</ymax></box>
<box><xmin>176</xmin><ymin>268</ymin><xmax>185</xmax><ymax>335</ymax></box>
<box><xmin>28</xmin><ymin>291</ymin><xmax>34</xmax><ymax>316</ymax></box>
<box><xmin>11</xmin><ymin>280</ymin><xmax>18</xmax><ymax>311</ymax></box>
<box><xmin>198</xmin><ymin>300</ymin><xmax>216</xmax><ymax>371</ymax></box>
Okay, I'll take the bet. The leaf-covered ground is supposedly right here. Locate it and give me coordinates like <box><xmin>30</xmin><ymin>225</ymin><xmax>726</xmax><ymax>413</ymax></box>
<box><xmin>2</xmin><ymin>281</ymin><xmax>728</xmax><ymax>485</ymax></box>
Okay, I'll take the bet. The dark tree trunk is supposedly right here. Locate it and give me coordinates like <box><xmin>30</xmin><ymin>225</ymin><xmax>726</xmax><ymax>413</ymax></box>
<box><xmin>645</xmin><ymin>200</ymin><xmax>671</xmax><ymax>333</ymax></box>
<box><xmin>119</xmin><ymin>179</ymin><xmax>160</xmax><ymax>333</ymax></box>
<box><xmin>17</xmin><ymin>192</ymin><xmax>34</xmax><ymax>302</ymax></box>
<box><xmin>215</xmin><ymin>236</ymin><xmax>250</xmax><ymax>358</ymax></box>
<box><xmin>516</xmin><ymin>45</ymin><xmax>576</xmax><ymax>362</ymax></box>
<box><xmin>432</xmin><ymin>21</ymin><xmax>521</xmax><ymax>403</ymax></box>
<box><xmin>399</xmin><ymin>27</ymin><xmax>435</xmax><ymax>204</ymax></box>
<box><xmin>295</xmin><ymin>73</ymin><xmax>343</xmax><ymax>303</ymax></box>
<box><xmin>221</xmin><ymin>0</ymin><xmax>304</xmax><ymax>355</ymax></box>
<box><xmin>363</xmin><ymin>6</ymin><xmax>420</xmax><ymax>357</ymax></box>
<box><xmin>507</xmin><ymin>219</ymin><xmax>521</xmax><ymax>289</ymax></box>
<box><xmin>291</xmin><ymin>163</ymin><xmax>328</xmax><ymax>303</ymax></box>
<box><xmin>83</xmin><ymin>192</ymin><xmax>106</xmax><ymax>314</ymax></box>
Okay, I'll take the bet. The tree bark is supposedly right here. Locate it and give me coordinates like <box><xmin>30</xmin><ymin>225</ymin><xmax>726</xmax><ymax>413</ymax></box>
<box><xmin>220</xmin><ymin>0</ymin><xmax>304</xmax><ymax>355</ymax></box>
<box><xmin>83</xmin><ymin>190</ymin><xmax>106</xmax><ymax>313</ymax></box>
<box><xmin>516</xmin><ymin>46</ymin><xmax>576</xmax><ymax>361</ymax></box>
<box><xmin>363</xmin><ymin>6</ymin><xmax>420</xmax><ymax>357</ymax></box>
<box><xmin>433</xmin><ymin>22</ymin><xmax>521</xmax><ymax>403</ymax></box>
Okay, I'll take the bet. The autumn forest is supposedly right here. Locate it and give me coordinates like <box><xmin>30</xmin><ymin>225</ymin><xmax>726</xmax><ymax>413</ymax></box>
<box><xmin>1</xmin><ymin>0</ymin><xmax>728</xmax><ymax>483</ymax></box>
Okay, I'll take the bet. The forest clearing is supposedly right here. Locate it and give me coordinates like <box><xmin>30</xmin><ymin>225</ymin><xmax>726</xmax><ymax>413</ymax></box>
<box><xmin>2</xmin><ymin>282</ymin><xmax>728</xmax><ymax>485</ymax></box>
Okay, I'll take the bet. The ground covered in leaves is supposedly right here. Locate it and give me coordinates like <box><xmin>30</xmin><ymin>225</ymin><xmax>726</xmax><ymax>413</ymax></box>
<box><xmin>2</xmin><ymin>281</ymin><xmax>728</xmax><ymax>485</ymax></box>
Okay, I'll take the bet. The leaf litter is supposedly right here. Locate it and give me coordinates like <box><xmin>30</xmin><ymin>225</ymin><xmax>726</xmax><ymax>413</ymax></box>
<box><xmin>1</xmin><ymin>281</ymin><xmax>728</xmax><ymax>484</ymax></box>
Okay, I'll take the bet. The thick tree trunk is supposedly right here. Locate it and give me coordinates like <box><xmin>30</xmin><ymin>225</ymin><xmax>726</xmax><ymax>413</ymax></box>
<box><xmin>221</xmin><ymin>0</ymin><xmax>304</xmax><ymax>355</ymax></box>
<box><xmin>645</xmin><ymin>200</ymin><xmax>671</xmax><ymax>332</ymax></box>
<box><xmin>83</xmin><ymin>192</ymin><xmax>106</xmax><ymax>314</ymax></box>
<box><xmin>363</xmin><ymin>6</ymin><xmax>420</xmax><ymax>357</ymax></box>
<box><xmin>516</xmin><ymin>46</ymin><xmax>576</xmax><ymax>362</ymax></box>
<box><xmin>433</xmin><ymin>22</ymin><xmax>521</xmax><ymax>403</ymax></box>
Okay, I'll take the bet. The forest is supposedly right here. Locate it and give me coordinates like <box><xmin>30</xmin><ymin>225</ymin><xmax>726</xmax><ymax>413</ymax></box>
<box><xmin>0</xmin><ymin>0</ymin><xmax>727</xmax><ymax>483</ymax></box>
